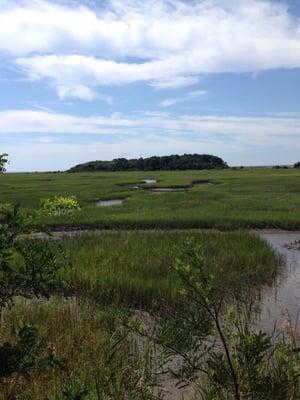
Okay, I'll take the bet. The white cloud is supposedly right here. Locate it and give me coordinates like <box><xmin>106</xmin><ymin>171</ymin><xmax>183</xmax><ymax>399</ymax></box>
<box><xmin>27</xmin><ymin>135</ymin><xmax>60</xmax><ymax>143</ymax></box>
<box><xmin>0</xmin><ymin>109</ymin><xmax>140</xmax><ymax>134</ymax></box>
<box><xmin>0</xmin><ymin>0</ymin><xmax>298</xmax><ymax>99</ymax></box>
<box><xmin>160</xmin><ymin>90</ymin><xmax>207</xmax><ymax>107</ymax></box>
<box><xmin>1</xmin><ymin>108</ymin><xmax>299</xmax><ymax>170</ymax></box>
<box><xmin>57</xmin><ymin>84</ymin><xmax>98</xmax><ymax>101</ymax></box>
<box><xmin>0</xmin><ymin>109</ymin><xmax>299</xmax><ymax>142</ymax></box>
<box><xmin>150</xmin><ymin>77</ymin><xmax>200</xmax><ymax>89</ymax></box>
<box><xmin>33</xmin><ymin>104</ymin><xmax>54</xmax><ymax>112</ymax></box>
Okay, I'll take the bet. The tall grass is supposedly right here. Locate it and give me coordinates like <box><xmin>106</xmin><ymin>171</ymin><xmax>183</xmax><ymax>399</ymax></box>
<box><xmin>0</xmin><ymin>298</ymin><xmax>149</xmax><ymax>399</ymax></box>
<box><xmin>0</xmin><ymin>231</ymin><xmax>282</xmax><ymax>398</ymax></box>
<box><xmin>59</xmin><ymin>231</ymin><xmax>281</xmax><ymax>309</ymax></box>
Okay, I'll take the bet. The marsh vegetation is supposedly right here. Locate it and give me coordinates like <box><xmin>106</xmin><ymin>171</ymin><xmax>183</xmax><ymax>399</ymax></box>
<box><xmin>2</xmin><ymin>166</ymin><xmax>300</xmax><ymax>398</ymax></box>
<box><xmin>1</xmin><ymin>168</ymin><xmax>300</xmax><ymax>230</ymax></box>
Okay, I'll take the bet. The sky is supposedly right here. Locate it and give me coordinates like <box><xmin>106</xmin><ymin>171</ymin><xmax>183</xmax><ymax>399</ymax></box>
<box><xmin>1</xmin><ymin>0</ymin><xmax>300</xmax><ymax>171</ymax></box>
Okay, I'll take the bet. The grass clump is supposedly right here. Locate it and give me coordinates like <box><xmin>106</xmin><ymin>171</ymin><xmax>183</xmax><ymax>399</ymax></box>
<box><xmin>59</xmin><ymin>231</ymin><xmax>281</xmax><ymax>309</ymax></box>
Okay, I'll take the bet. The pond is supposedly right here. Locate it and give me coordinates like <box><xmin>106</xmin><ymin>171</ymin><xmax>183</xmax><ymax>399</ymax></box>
<box><xmin>143</xmin><ymin>179</ymin><xmax>158</xmax><ymax>184</ymax></box>
<box><xmin>96</xmin><ymin>199</ymin><xmax>123</xmax><ymax>207</ymax></box>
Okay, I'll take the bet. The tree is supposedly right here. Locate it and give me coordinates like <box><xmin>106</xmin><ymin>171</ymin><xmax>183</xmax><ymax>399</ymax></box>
<box><xmin>294</xmin><ymin>162</ymin><xmax>300</xmax><ymax>168</ymax></box>
<box><xmin>68</xmin><ymin>153</ymin><xmax>229</xmax><ymax>172</ymax></box>
<box><xmin>0</xmin><ymin>205</ymin><xmax>65</xmax><ymax>383</ymax></box>
<box><xmin>0</xmin><ymin>153</ymin><xmax>8</xmax><ymax>173</ymax></box>
<box><xmin>0</xmin><ymin>206</ymin><xmax>65</xmax><ymax>309</ymax></box>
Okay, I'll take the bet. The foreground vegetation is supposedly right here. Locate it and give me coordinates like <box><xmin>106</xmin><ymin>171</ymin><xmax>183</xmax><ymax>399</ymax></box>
<box><xmin>2</xmin><ymin>205</ymin><xmax>300</xmax><ymax>399</ymax></box>
<box><xmin>0</xmin><ymin>299</ymin><xmax>153</xmax><ymax>400</ymax></box>
<box><xmin>1</xmin><ymin>167</ymin><xmax>300</xmax><ymax>230</ymax></box>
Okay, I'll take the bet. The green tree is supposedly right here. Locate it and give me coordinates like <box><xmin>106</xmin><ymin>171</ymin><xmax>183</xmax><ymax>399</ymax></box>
<box><xmin>0</xmin><ymin>206</ymin><xmax>65</xmax><ymax>309</ymax></box>
<box><xmin>0</xmin><ymin>206</ymin><xmax>65</xmax><ymax>383</ymax></box>
<box><xmin>0</xmin><ymin>153</ymin><xmax>8</xmax><ymax>173</ymax></box>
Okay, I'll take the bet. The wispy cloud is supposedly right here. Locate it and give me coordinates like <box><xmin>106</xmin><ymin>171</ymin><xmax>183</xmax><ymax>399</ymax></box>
<box><xmin>33</xmin><ymin>104</ymin><xmax>54</xmax><ymax>113</ymax></box>
<box><xmin>1</xmin><ymin>109</ymin><xmax>299</xmax><ymax>143</ymax></box>
<box><xmin>0</xmin><ymin>0</ymin><xmax>298</xmax><ymax>100</ymax></box>
<box><xmin>151</xmin><ymin>77</ymin><xmax>199</xmax><ymax>90</ymax></box>
<box><xmin>57</xmin><ymin>84</ymin><xmax>98</xmax><ymax>102</ymax></box>
<box><xmin>160</xmin><ymin>90</ymin><xmax>207</xmax><ymax>107</ymax></box>
<box><xmin>26</xmin><ymin>135</ymin><xmax>60</xmax><ymax>144</ymax></box>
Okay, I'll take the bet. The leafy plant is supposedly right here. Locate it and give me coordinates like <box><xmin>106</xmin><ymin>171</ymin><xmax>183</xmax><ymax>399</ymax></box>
<box><xmin>0</xmin><ymin>206</ymin><xmax>65</xmax><ymax>309</ymax></box>
<box><xmin>0</xmin><ymin>202</ymin><xmax>11</xmax><ymax>213</ymax></box>
<box><xmin>39</xmin><ymin>195</ymin><xmax>81</xmax><ymax>216</ymax></box>
<box><xmin>60</xmin><ymin>378</ymin><xmax>90</xmax><ymax>400</ymax></box>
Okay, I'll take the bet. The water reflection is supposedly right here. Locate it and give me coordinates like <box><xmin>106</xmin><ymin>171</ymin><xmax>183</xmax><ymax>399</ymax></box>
<box><xmin>257</xmin><ymin>231</ymin><xmax>300</xmax><ymax>335</ymax></box>
<box><xmin>96</xmin><ymin>199</ymin><xmax>123</xmax><ymax>207</ymax></box>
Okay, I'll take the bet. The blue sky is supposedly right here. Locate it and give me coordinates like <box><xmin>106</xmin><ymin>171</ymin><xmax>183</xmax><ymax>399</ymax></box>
<box><xmin>0</xmin><ymin>0</ymin><xmax>300</xmax><ymax>171</ymax></box>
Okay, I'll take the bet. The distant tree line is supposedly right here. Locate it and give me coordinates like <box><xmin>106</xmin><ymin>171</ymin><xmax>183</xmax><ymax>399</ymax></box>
<box><xmin>68</xmin><ymin>154</ymin><xmax>228</xmax><ymax>172</ymax></box>
<box><xmin>272</xmin><ymin>165</ymin><xmax>289</xmax><ymax>169</ymax></box>
<box><xmin>273</xmin><ymin>162</ymin><xmax>300</xmax><ymax>169</ymax></box>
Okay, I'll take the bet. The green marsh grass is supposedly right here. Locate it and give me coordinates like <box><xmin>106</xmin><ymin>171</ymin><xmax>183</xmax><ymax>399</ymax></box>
<box><xmin>0</xmin><ymin>231</ymin><xmax>282</xmax><ymax>398</ymax></box>
<box><xmin>59</xmin><ymin>231</ymin><xmax>281</xmax><ymax>309</ymax></box>
<box><xmin>1</xmin><ymin>168</ymin><xmax>300</xmax><ymax>229</ymax></box>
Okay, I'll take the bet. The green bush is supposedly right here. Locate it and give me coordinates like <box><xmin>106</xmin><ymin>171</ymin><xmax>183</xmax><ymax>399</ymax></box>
<box><xmin>39</xmin><ymin>196</ymin><xmax>81</xmax><ymax>216</ymax></box>
<box><xmin>0</xmin><ymin>202</ymin><xmax>11</xmax><ymax>213</ymax></box>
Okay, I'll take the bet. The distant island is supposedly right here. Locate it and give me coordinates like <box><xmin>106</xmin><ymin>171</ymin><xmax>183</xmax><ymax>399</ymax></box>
<box><xmin>68</xmin><ymin>154</ymin><xmax>228</xmax><ymax>172</ymax></box>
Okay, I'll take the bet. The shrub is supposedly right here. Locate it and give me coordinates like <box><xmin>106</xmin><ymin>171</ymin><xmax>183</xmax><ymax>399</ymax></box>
<box><xmin>0</xmin><ymin>202</ymin><xmax>11</xmax><ymax>213</ymax></box>
<box><xmin>0</xmin><ymin>205</ymin><xmax>66</xmax><ymax>309</ymax></box>
<box><xmin>39</xmin><ymin>196</ymin><xmax>81</xmax><ymax>216</ymax></box>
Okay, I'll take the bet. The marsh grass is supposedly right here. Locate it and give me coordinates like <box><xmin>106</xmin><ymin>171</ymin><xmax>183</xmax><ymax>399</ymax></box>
<box><xmin>1</xmin><ymin>168</ymin><xmax>300</xmax><ymax>229</ymax></box>
<box><xmin>0</xmin><ymin>298</ymin><xmax>154</xmax><ymax>400</ymax></box>
<box><xmin>0</xmin><ymin>298</ymin><xmax>112</xmax><ymax>398</ymax></box>
<box><xmin>0</xmin><ymin>230</ymin><xmax>282</xmax><ymax>398</ymax></box>
<box><xmin>59</xmin><ymin>231</ymin><xmax>281</xmax><ymax>309</ymax></box>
